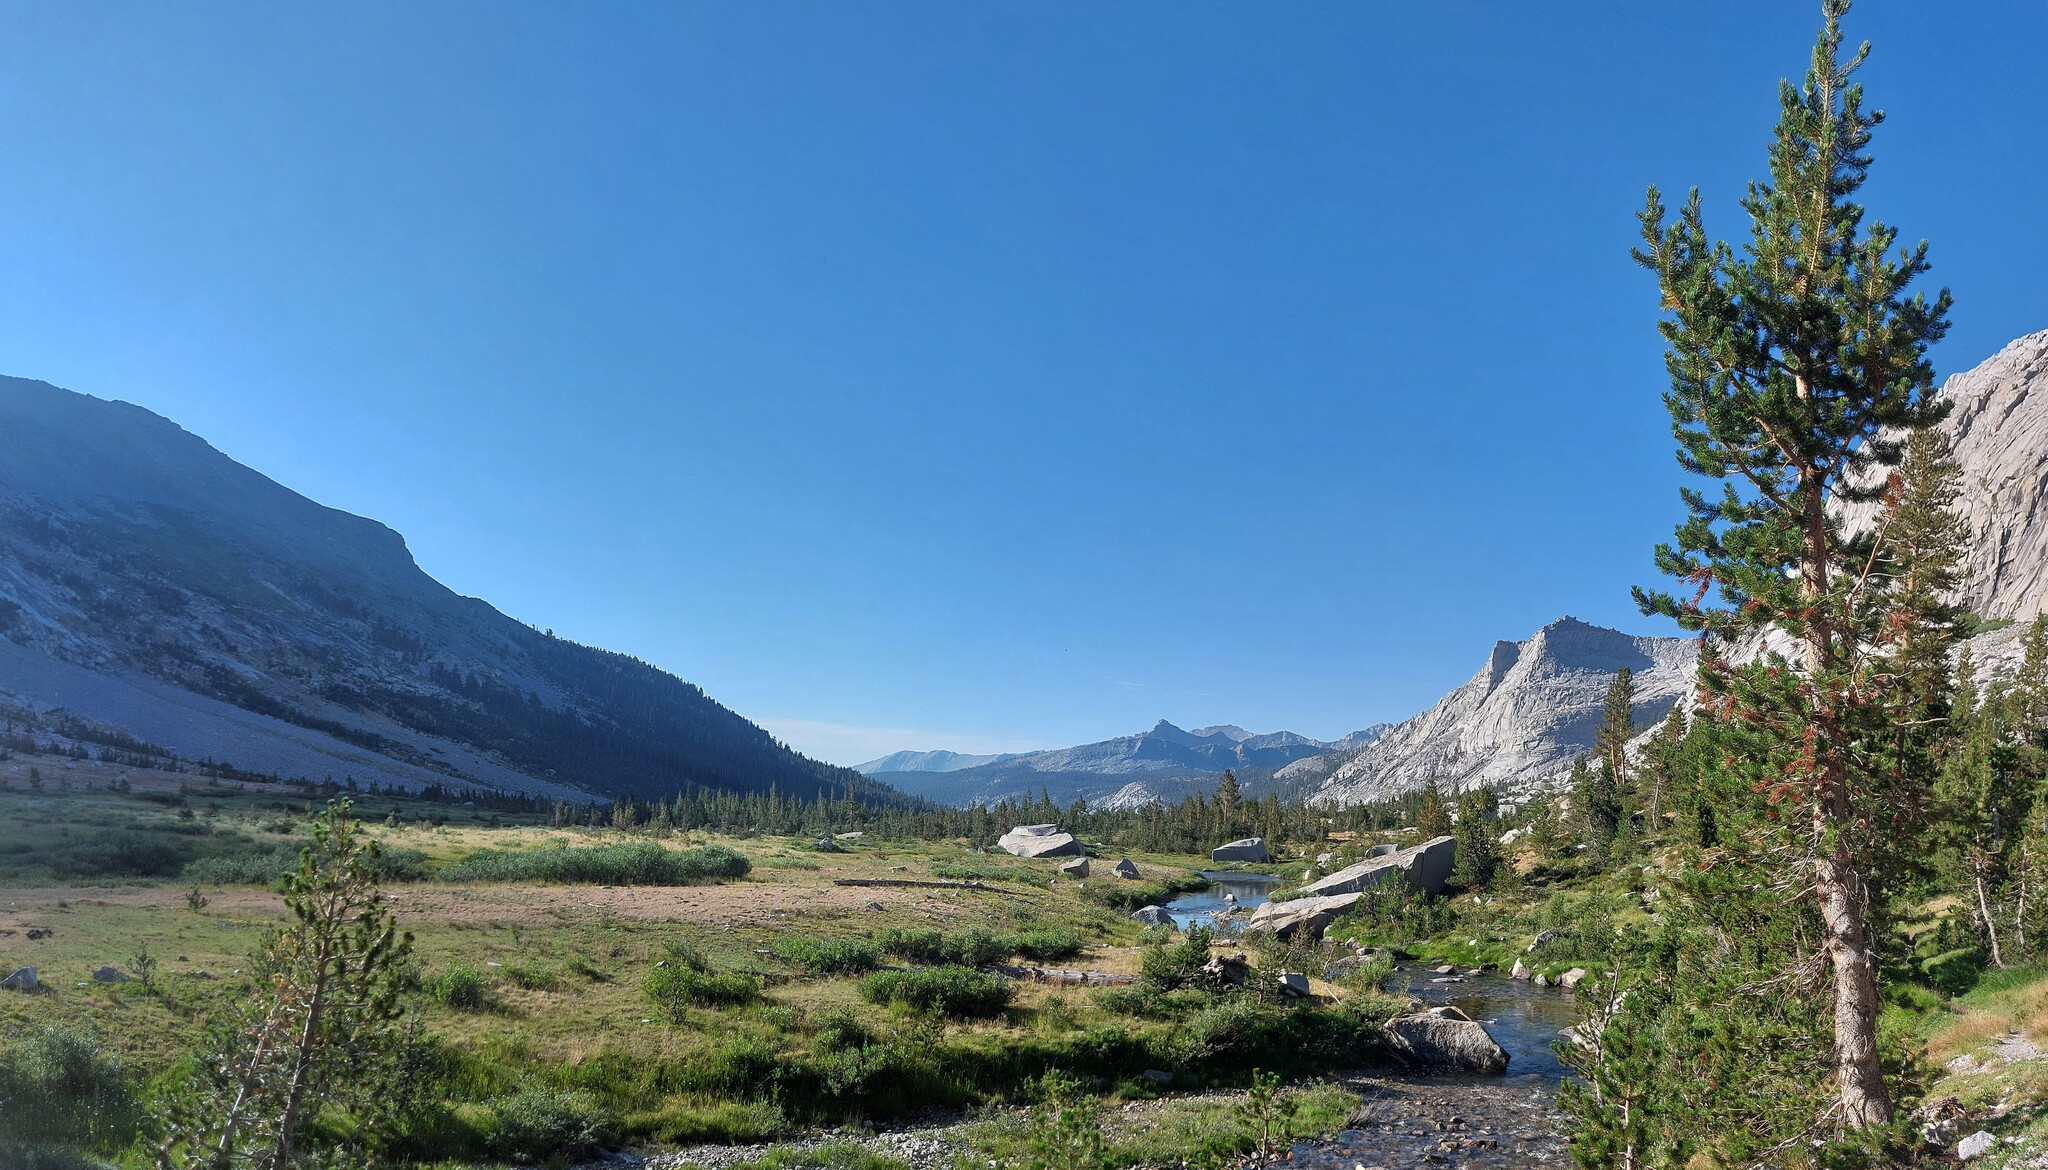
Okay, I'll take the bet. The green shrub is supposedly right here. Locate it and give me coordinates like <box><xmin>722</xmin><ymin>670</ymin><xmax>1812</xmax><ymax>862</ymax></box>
<box><xmin>812</xmin><ymin>1007</ymin><xmax>877</xmax><ymax>1053</ymax></box>
<box><xmin>928</xmin><ymin>858</ymin><xmax>1037</xmax><ymax>883</ymax></box>
<box><xmin>948</xmin><ymin>927</ymin><xmax>1010</xmax><ymax>968</ymax></box>
<box><xmin>502</xmin><ymin>961</ymin><xmax>558</xmax><ymax>991</ymax></box>
<box><xmin>859</xmin><ymin>966</ymin><xmax>1014</xmax><ymax>1019</ymax></box>
<box><xmin>1141</xmin><ymin>926</ymin><xmax>1217</xmax><ymax>992</ymax></box>
<box><xmin>485</xmin><ymin>1088</ymin><xmax>613</xmax><ymax>1163</ymax></box>
<box><xmin>774</xmin><ymin>936</ymin><xmax>882</xmax><ymax>975</ymax></box>
<box><xmin>878</xmin><ymin>928</ymin><xmax>949</xmax><ymax>964</ymax></box>
<box><xmin>183</xmin><ymin>843</ymin><xmax>428</xmax><ymax>885</ymax></box>
<box><xmin>439</xmin><ymin>842</ymin><xmax>750</xmax><ymax>885</ymax></box>
<box><xmin>1003</xmin><ymin>927</ymin><xmax>1083</xmax><ymax>963</ymax></box>
<box><xmin>0</xmin><ymin>1024</ymin><xmax>143</xmax><ymax>1153</ymax></box>
<box><xmin>431</xmin><ymin>964</ymin><xmax>489</xmax><ymax>1010</ymax></box>
<box><xmin>646</xmin><ymin>965</ymin><xmax>761</xmax><ymax>1018</ymax></box>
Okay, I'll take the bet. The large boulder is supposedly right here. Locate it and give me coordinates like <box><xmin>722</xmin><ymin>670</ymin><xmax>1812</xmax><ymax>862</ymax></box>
<box><xmin>0</xmin><ymin>966</ymin><xmax>36</xmax><ymax>991</ymax></box>
<box><xmin>1245</xmin><ymin>892</ymin><xmax>1361</xmax><ymax>940</ymax></box>
<box><xmin>1380</xmin><ymin>1006</ymin><xmax>1510</xmax><ymax>1074</ymax></box>
<box><xmin>1130</xmin><ymin>905</ymin><xmax>1174</xmax><ymax>927</ymax></box>
<box><xmin>1211</xmin><ymin>837</ymin><xmax>1271</xmax><ymax>863</ymax></box>
<box><xmin>998</xmin><ymin>825</ymin><xmax>1084</xmax><ymax>858</ymax></box>
<box><xmin>1301</xmin><ymin>835</ymin><xmax>1457</xmax><ymax>899</ymax></box>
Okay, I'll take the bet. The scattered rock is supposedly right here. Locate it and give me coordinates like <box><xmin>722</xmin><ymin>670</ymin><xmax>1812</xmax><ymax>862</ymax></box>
<box><xmin>1130</xmin><ymin>905</ymin><xmax>1174</xmax><ymax>927</ymax></box>
<box><xmin>1058</xmin><ymin>857</ymin><xmax>1089</xmax><ymax>879</ymax></box>
<box><xmin>1201</xmin><ymin>953</ymin><xmax>1251</xmax><ymax>986</ymax></box>
<box><xmin>1560</xmin><ymin>968</ymin><xmax>1588</xmax><ymax>989</ymax></box>
<box><xmin>1945</xmin><ymin>1054</ymin><xmax>1980</xmax><ymax>1073</ymax></box>
<box><xmin>1958</xmin><ymin>1130</ymin><xmax>1995</xmax><ymax>1161</ymax></box>
<box><xmin>998</xmin><ymin>825</ymin><xmax>1083</xmax><ymax>858</ymax></box>
<box><xmin>1510</xmin><ymin>960</ymin><xmax>1531</xmax><ymax>980</ymax></box>
<box><xmin>91</xmin><ymin>966</ymin><xmax>129</xmax><ymax>983</ymax></box>
<box><xmin>1277</xmin><ymin>971</ymin><xmax>1311</xmax><ymax>996</ymax></box>
<box><xmin>833</xmin><ymin>831</ymin><xmax>864</xmax><ymax>840</ymax></box>
<box><xmin>1141</xmin><ymin>1069</ymin><xmax>1173</xmax><ymax>1083</ymax></box>
<box><xmin>1</xmin><ymin>966</ymin><xmax>37</xmax><ymax>991</ymax></box>
<box><xmin>1528</xmin><ymin>930</ymin><xmax>1559</xmax><ymax>952</ymax></box>
<box><xmin>1381</xmin><ymin>1007</ymin><xmax>1511</xmax><ymax>1074</ymax></box>
<box><xmin>1211</xmin><ymin>837</ymin><xmax>1271</xmax><ymax>863</ymax></box>
<box><xmin>1324</xmin><ymin>955</ymin><xmax>1367</xmax><ymax>982</ymax></box>
<box><xmin>1433</xmin><ymin>965</ymin><xmax>1455</xmax><ymax>974</ymax></box>
<box><xmin>1112</xmin><ymin>858</ymin><xmax>1140</xmax><ymax>880</ymax></box>
<box><xmin>866</xmin><ymin>901</ymin><xmax>885</xmax><ymax>911</ymax></box>
<box><xmin>1533</xmin><ymin>974</ymin><xmax>1549</xmax><ymax>987</ymax></box>
<box><xmin>815</xmin><ymin>836</ymin><xmax>842</xmax><ymax>853</ymax></box>
<box><xmin>25</xmin><ymin>928</ymin><xmax>52</xmax><ymax>940</ymax></box>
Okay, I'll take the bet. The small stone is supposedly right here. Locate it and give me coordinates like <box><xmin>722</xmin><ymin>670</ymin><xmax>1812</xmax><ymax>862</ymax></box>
<box><xmin>0</xmin><ymin>966</ymin><xmax>36</xmax><ymax>991</ymax></box>
<box><xmin>1433</xmin><ymin>964</ymin><xmax>1455</xmax><ymax>974</ymax></box>
<box><xmin>1957</xmin><ymin>1130</ymin><xmax>1995</xmax><ymax>1161</ymax></box>
<box><xmin>91</xmin><ymin>965</ymin><xmax>128</xmax><ymax>983</ymax></box>
<box><xmin>1533</xmin><ymin>974</ymin><xmax>1549</xmax><ymax>987</ymax></box>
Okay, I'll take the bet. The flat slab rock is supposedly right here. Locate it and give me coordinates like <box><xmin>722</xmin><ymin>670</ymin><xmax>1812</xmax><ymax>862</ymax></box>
<box><xmin>1211</xmin><ymin>837</ymin><xmax>1271</xmax><ymax>862</ymax></box>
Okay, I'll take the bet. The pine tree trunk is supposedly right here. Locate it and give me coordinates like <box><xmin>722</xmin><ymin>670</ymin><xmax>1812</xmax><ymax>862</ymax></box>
<box><xmin>1976</xmin><ymin>863</ymin><xmax>2006</xmax><ymax>968</ymax></box>
<box><xmin>1799</xmin><ymin>442</ymin><xmax>1893</xmax><ymax>1129</ymax></box>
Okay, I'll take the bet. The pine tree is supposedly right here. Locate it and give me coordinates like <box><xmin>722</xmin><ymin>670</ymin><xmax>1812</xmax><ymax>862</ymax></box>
<box><xmin>1413</xmin><ymin>781</ymin><xmax>1452</xmax><ymax>839</ymax></box>
<box><xmin>1629</xmin><ymin>0</ymin><xmax>1951</xmax><ymax>1130</ymax></box>
<box><xmin>1450</xmin><ymin>790</ymin><xmax>1500</xmax><ymax>889</ymax></box>
<box><xmin>1215</xmin><ymin>769</ymin><xmax>1242</xmax><ymax>834</ymax></box>
<box><xmin>1593</xmin><ymin>668</ymin><xmax>1637</xmax><ymax>794</ymax></box>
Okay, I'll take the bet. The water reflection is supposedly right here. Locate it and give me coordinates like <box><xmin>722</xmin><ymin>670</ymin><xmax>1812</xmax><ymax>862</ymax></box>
<box><xmin>1163</xmin><ymin>871</ymin><xmax>1281</xmax><ymax>931</ymax></box>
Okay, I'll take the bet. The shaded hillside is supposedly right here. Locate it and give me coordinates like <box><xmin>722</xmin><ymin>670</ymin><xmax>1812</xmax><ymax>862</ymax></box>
<box><xmin>0</xmin><ymin>374</ymin><xmax>885</xmax><ymax>803</ymax></box>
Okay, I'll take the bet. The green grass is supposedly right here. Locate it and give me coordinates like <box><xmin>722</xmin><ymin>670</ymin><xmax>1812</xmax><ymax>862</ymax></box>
<box><xmin>772</xmin><ymin>936</ymin><xmax>883</xmax><ymax>975</ymax></box>
<box><xmin>439</xmin><ymin>841</ymin><xmax>751</xmax><ymax>884</ymax></box>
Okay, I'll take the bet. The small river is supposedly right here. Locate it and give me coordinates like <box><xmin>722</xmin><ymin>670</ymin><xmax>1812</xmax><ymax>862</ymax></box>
<box><xmin>1162</xmin><ymin>877</ymin><xmax>1578</xmax><ymax>1167</ymax></box>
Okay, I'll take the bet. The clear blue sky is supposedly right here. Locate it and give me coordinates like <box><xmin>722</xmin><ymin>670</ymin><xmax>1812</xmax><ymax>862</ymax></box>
<box><xmin>0</xmin><ymin>3</ymin><xmax>2042</xmax><ymax>765</ymax></box>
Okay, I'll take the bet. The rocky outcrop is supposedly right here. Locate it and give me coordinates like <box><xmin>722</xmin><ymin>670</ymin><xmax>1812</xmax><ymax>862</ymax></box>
<box><xmin>1245</xmin><ymin>892</ymin><xmax>1362</xmax><ymax>939</ymax></box>
<box><xmin>1302</xmin><ymin>835</ymin><xmax>1457</xmax><ymax>899</ymax></box>
<box><xmin>998</xmin><ymin>825</ymin><xmax>1083</xmax><ymax>858</ymax></box>
<box><xmin>1294</xmin><ymin>617</ymin><xmax>1697</xmax><ymax>805</ymax></box>
<box><xmin>1381</xmin><ymin>1006</ymin><xmax>1510</xmax><ymax>1074</ymax></box>
<box><xmin>1211</xmin><ymin>837</ymin><xmax>1270</xmax><ymax>863</ymax></box>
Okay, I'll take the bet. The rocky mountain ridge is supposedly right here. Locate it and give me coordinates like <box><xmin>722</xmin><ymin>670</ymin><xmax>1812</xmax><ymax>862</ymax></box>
<box><xmin>865</xmin><ymin>719</ymin><xmax>1391</xmax><ymax>809</ymax></box>
<box><xmin>0</xmin><ymin>375</ymin><xmax>886</xmax><ymax>804</ymax></box>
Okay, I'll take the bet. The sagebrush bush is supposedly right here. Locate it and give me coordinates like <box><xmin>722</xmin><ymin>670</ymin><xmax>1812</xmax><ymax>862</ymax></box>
<box><xmin>439</xmin><ymin>842</ymin><xmax>750</xmax><ymax>885</ymax></box>
<box><xmin>646</xmin><ymin>964</ymin><xmax>761</xmax><ymax>1019</ymax></box>
<box><xmin>431</xmin><ymin>964</ymin><xmax>489</xmax><ymax>1010</ymax></box>
<box><xmin>877</xmin><ymin>928</ymin><xmax>949</xmax><ymax>964</ymax></box>
<box><xmin>485</xmin><ymin>1088</ymin><xmax>614</xmax><ymax>1163</ymax></box>
<box><xmin>859</xmin><ymin>965</ymin><xmax>1014</xmax><ymax>1019</ymax></box>
<box><xmin>183</xmin><ymin>843</ymin><xmax>429</xmax><ymax>885</ymax></box>
<box><xmin>0</xmin><ymin>1024</ymin><xmax>142</xmax><ymax>1154</ymax></box>
<box><xmin>773</xmin><ymin>936</ymin><xmax>882</xmax><ymax>975</ymax></box>
<box><xmin>1004</xmin><ymin>927</ymin><xmax>1083</xmax><ymax>962</ymax></box>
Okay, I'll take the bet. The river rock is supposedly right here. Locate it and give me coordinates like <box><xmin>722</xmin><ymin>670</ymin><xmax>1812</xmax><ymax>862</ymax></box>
<box><xmin>1058</xmin><ymin>857</ymin><xmax>1089</xmax><ymax>878</ymax></box>
<box><xmin>1112</xmin><ymin>858</ymin><xmax>1140</xmax><ymax>879</ymax></box>
<box><xmin>1</xmin><ymin>966</ymin><xmax>36</xmax><ymax>991</ymax></box>
<box><xmin>91</xmin><ymin>966</ymin><xmax>129</xmax><ymax>983</ymax></box>
<box><xmin>1130</xmin><ymin>905</ymin><xmax>1173</xmax><ymax>927</ymax></box>
<box><xmin>1509</xmin><ymin>959</ymin><xmax>1530</xmax><ymax>980</ymax></box>
<box><xmin>1533</xmin><ymin>974</ymin><xmax>1549</xmax><ymax>987</ymax></box>
<box><xmin>1958</xmin><ymin>1131</ymin><xmax>1996</xmax><ymax>1161</ymax></box>
<box><xmin>1244</xmin><ymin>892</ymin><xmax>1361</xmax><ymax>940</ymax></box>
<box><xmin>1560</xmin><ymin>967</ymin><xmax>1588</xmax><ymax>989</ymax></box>
<box><xmin>1301</xmin><ymin>835</ymin><xmax>1457</xmax><ymax>899</ymax></box>
<box><xmin>998</xmin><ymin>825</ymin><xmax>1083</xmax><ymax>858</ymax></box>
<box><xmin>1210</xmin><ymin>837</ymin><xmax>1271</xmax><ymax>863</ymax></box>
<box><xmin>1381</xmin><ymin>1006</ymin><xmax>1510</xmax><ymax>1074</ymax></box>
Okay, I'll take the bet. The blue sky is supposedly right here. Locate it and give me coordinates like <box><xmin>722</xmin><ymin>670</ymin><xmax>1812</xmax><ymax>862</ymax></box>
<box><xmin>0</xmin><ymin>3</ymin><xmax>2042</xmax><ymax>765</ymax></box>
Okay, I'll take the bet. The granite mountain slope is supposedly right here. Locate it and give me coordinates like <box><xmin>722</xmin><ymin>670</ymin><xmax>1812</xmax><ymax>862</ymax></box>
<box><xmin>1291</xmin><ymin>617</ymin><xmax>1698</xmax><ymax>806</ymax></box>
<box><xmin>0</xmin><ymin>375</ymin><xmax>881</xmax><ymax>803</ymax></box>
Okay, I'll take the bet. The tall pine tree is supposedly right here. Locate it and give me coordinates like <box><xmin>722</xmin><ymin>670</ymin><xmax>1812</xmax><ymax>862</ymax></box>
<box><xmin>1630</xmin><ymin>0</ymin><xmax>1950</xmax><ymax>1130</ymax></box>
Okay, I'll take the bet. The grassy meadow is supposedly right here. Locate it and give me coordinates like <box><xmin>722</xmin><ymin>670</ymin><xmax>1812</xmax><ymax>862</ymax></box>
<box><xmin>0</xmin><ymin>759</ymin><xmax>1403</xmax><ymax>1167</ymax></box>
